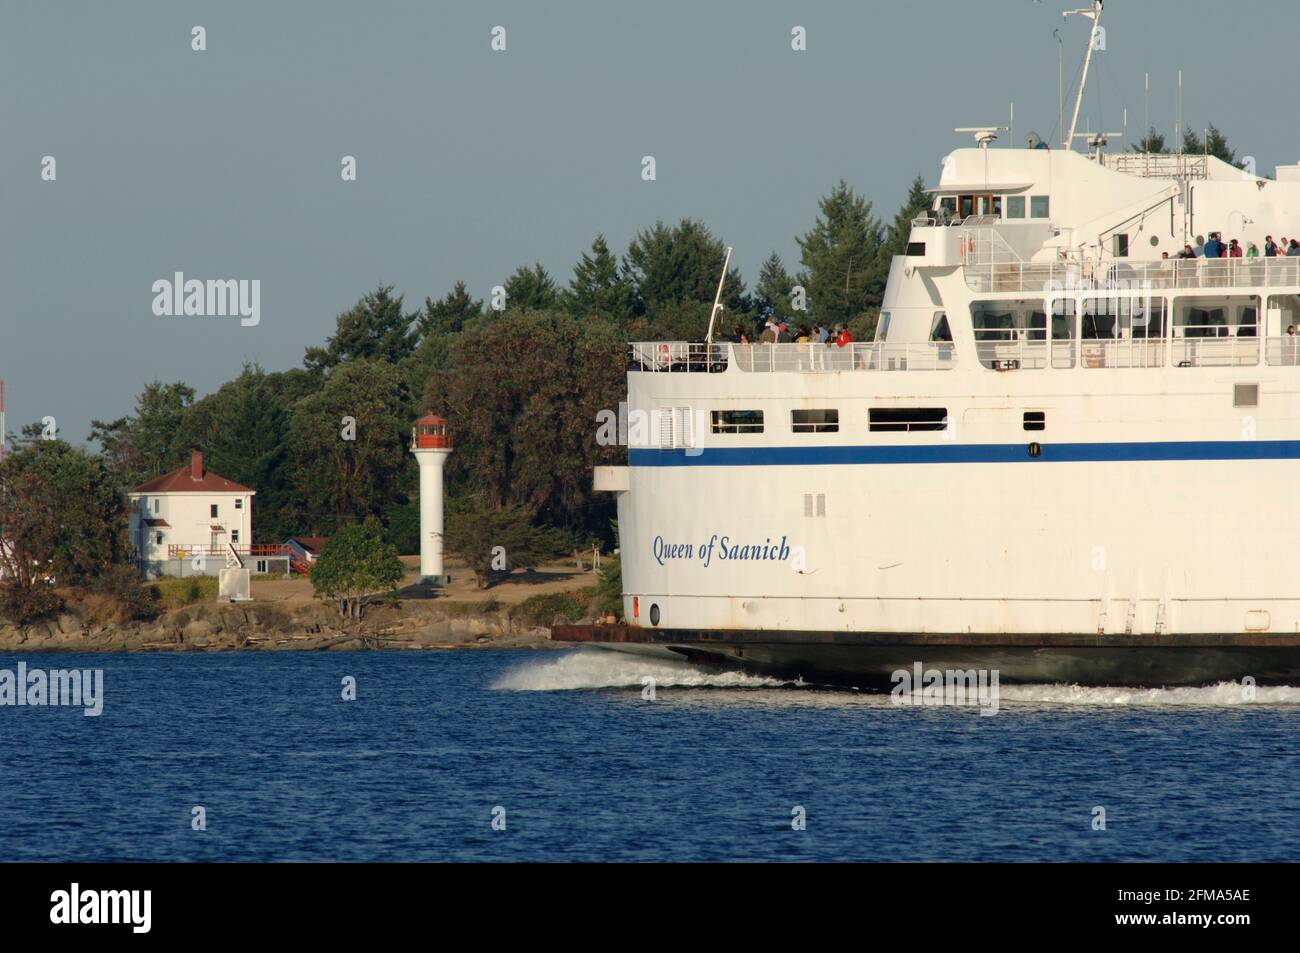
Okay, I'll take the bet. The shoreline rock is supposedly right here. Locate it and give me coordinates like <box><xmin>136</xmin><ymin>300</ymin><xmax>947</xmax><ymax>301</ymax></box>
<box><xmin>0</xmin><ymin>601</ymin><xmax>564</xmax><ymax>653</ymax></box>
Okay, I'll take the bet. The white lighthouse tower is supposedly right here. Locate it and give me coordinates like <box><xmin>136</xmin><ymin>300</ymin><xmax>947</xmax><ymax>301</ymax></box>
<box><xmin>411</xmin><ymin>412</ymin><xmax>453</xmax><ymax>583</ymax></box>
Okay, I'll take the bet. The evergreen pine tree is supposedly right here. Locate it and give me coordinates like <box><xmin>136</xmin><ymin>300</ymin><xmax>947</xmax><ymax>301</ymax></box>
<box><xmin>567</xmin><ymin>235</ymin><xmax>633</xmax><ymax>319</ymax></box>
<box><xmin>796</xmin><ymin>181</ymin><xmax>886</xmax><ymax>327</ymax></box>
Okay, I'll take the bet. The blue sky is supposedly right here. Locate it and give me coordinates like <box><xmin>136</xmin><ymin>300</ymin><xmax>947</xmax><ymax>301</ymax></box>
<box><xmin>2</xmin><ymin>0</ymin><xmax>1294</xmax><ymax>442</ymax></box>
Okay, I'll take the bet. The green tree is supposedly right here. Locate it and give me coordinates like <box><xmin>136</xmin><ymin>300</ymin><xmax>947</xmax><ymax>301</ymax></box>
<box><xmin>417</xmin><ymin>281</ymin><xmax>481</xmax><ymax>339</ymax></box>
<box><xmin>309</xmin><ymin>521</ymin><xmax>405</xmax><ymax>621</ymax></box>
<box><xmin>797</xmin><ymin>180</ymin><xmax>887</xmax><ymax>327</ymax></box>
<box><xmin>592</xmin><ymin>551</ymin><xmax>623</xmax><ymax>619</ymax></box>
<box><xmin>623</xmin><ymin>219</ymin><xmax>747</xmax><ymax>329</ymax></box>
<box><xmin>567</xmin><ymin>235</ymin><xmax>634</xmax><ymax>319</ymax></box>
<box><xmin>0</xmin><ymin>441</ymin><xmax>133</xmax><ymax>622</ymax></box>
<box><xmin>288</xmin><ymin>360</ymin><xmax>410</xmax><ymax>533</ymax></box>
<box><xmin>881</xmin><ymin>174</ymin><xmax>931</xmax><ymax>261</ymax></box>
<box><xmin>503</xmin><ymin>264</ymin><xmax>561</xmax><ymax>312</ymax></box>
<box><xmin>754</xmin><ymin>252</ymin><xmax>797</xmax><ymax>324</ymax></box>
<box><xmin>1136</xmin><ymin>127</ymin><xmax>1170</xmax><ymax>154</ymax></box>
<box><xmin>89</xmin><ymin>380</ymin><xmax>196</xmax><ymax>484</ymax></box>
<box><xmin>179</xmin><ymin>364</ymin><xmax>296</xmax><ymax>541</ymax></box>
<box><xmin>1182</xmin><ymin>123</ymin><xmax>1240</xmax><ymax>166</ymax></box>
<box><xmin>426</xmin><ymin>310</ymin><xmax>625</xmax><ymax>538</ymax></box>
<box><xmin>402</xmin><ymin>283</ymin><xmax>484</xmax><ymax>411</ymax></box>
<box><xmin>304</xmin><ymin>285</ymin><xmax>418</xmax><ymax>374</ymax></box>
<box><xmin>443</xmin><ymin>497</ymin><xmax>567</xmax><ymax>589</ymax></box>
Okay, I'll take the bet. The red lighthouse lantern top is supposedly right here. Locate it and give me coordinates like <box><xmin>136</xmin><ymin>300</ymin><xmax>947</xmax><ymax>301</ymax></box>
<box><xmin>413</xmin><ymin>412</ymin><xmax>452</xmax><ymax>450</ymax></box>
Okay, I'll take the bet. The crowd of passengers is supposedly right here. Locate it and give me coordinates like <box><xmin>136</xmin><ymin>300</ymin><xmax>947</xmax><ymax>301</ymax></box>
<box><xmin>728</xmin><ymin>320</ymin><xmax>855</xmax><ymax>347</ymax></box>
<box><xmin>1164</xmin><ymin>232</ymin><xmax>1300</xmax><ymax>260</ymax></box>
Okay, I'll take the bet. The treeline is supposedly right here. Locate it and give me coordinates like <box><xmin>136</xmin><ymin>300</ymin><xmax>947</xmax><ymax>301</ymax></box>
<box><xmin>1135</xmin><ymin>122</ymin><xmax>1243</xmax><ymax>167</ymax></box>
<box><xmin>4</xmin><ymin>176</ymin><xmax>929</xmax><ymax>573</ymax></box>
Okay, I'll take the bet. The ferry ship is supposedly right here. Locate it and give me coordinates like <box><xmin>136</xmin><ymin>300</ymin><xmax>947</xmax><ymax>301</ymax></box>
<box><xmin>553</xmin><ymin>2</ymin><xmax>1300</xmax><ymax>686</ymax></box>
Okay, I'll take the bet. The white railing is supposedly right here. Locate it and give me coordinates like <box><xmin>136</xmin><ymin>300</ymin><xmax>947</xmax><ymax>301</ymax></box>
<box><xmin>972</xmin><ymin>327</ymin><xmax>1270</xmax><ymax>370</ymax></box>
<box><xmin>1106</xmin><ymin>153</ymin><xmax>1209</xmax><ymax>180</ymax></box>
<box><xmin>731</xmin><ymin>342</ymin><xmax>956</xmax><ymax>372</ymax></box>
<box><xmin>627</xmin><ymin>341</ymin><xmax>958</xmax><ymax>373</ymax></box>
<box><xmin>963</xmin><ymin>255</ymin><xmax>1300</xmax><ymax>294</ymax></box>
<box><xmin>972</xmin><ymin>334</ymin><xmax>1162</xmax><ymax>370</ymax></box>
<box><xmin>1266</xmin><ymin>336</ymin><xmax>1300</xmax><ymax>366</ymax></box>
<box><xmin>628</xmin><ymin>341</ymin><xmax>727</xmax><ymax>372</ymax></box>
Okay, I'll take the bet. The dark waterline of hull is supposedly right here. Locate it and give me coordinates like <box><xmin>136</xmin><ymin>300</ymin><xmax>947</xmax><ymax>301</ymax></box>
<box><xmin>551</xmin><ymin>625</ymin><xmax>1300</xmax><ymax>687</ymax></box>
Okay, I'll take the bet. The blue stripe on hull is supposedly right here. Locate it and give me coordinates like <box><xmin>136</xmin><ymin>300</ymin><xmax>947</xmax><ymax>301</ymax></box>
<box><xmin>628</xmin><ymin>440</ymin><xmax>1300</xmax><ymax>466</ymax></box>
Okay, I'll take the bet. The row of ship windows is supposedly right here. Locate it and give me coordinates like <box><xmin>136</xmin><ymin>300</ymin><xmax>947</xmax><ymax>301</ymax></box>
<box><xmin>711</xmin><ymin>409</ymin><xmax>1048</xmax><ymax>434</ymax></box>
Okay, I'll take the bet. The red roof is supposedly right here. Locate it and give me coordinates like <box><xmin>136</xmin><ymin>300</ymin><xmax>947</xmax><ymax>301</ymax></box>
<box><xmin>289</xmin><ymin>536</ymin><xmax>327</xmax><ymax>554</ymax></box>
<box><xmin>131</xmin><ymin>465</ymin><xmax>254</xmax><ymax>495</ymax></box>
<box><xmin>143</xmin><ymin>518</ymin><xmax>171</xmax><ymax>527</ymax></box>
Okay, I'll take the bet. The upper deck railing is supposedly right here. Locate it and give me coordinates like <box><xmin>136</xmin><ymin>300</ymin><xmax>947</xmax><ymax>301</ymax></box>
<box><xmin>963</xmin><ymin>255</ymin><xmax>1300</xmax><ymax>295</ymax></box>
<box><xmin>1105</xmin><ymin>153</ymin><xmax>1210</xmax><ymax>180</ymax></box>
<box><xmin>628</xmin><ymin>341</ymin><xmax>956</xmax><ymax>373</ymax></box>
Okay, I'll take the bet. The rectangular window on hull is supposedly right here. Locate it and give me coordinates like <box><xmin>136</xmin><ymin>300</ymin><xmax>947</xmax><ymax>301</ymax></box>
<box><xmin>1005</xmin><ymin>195</ymin><xmax>1026</xmax><ymax>219</ymax></box>
<box><xmin>869</xmin><ymin>408</ymin><xmax>948</xmax><ymax>432</ymax></box>
<box><xmin>792</xmin><ymin>409</ymin><xmax>839</xmax><ymax>433</ymax></box>
<box><xmin>1023</xmin><ymin>411</ymin><xmax>1046</xmax><ymax>431</ymax></box>
<box><xmin>1030</xmin><ymin>195</ymin><xmax>1050</xmax><ymax>218</ymax></box>
<box><xmin>711</xmin><ymin>410</ymin><xmax>764</xmax><ymax>434</ymax></box>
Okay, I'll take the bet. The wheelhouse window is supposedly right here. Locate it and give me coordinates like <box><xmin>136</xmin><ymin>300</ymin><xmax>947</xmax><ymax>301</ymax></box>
<box><xmin>792</xmin><ymin>409</ymin><xmax>839</xmax><ymax>434</ymax></box>
<box><xmin>869</xmin><ymin>408</ymin><xmax>948</xmax><ymax>432</ymax></box>
<box><xmin>711</xmin><ymin>410</ymin><xmax>764</xmax><ymax>434</ymax></box>
<box><xmin>1030</xmin><ymin>195</ymin><xmax>1050</xmax><ymax>218</ymax></box>
<box><xmin>1005</xmin><ymin>195</ymin><xmax>1026</xmax><ymax>219</ymax></box>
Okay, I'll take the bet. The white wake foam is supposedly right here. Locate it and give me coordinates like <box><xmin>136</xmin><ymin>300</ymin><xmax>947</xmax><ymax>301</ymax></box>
<box><xmin>493</xmin><ymin>651</ymin><xmax>1300</xmax><ymax>706</ymax></box>
<box><xmin>991</xmin><ymin>681</ymin><xmax>1300</xmax><ymax>707</ymax></box>
<box><xmin>492</xmin><ymin>649</ymin><xmax>792</xmax><ymax>691</ymax></box>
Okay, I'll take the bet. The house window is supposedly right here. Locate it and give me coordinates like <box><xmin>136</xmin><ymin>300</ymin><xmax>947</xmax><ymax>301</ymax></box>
<box><xmin>232</xmin><ymin>530</ymin><xmax>240</xmax><ymax>544</ymax></box>
<box><xmin>791</xmin><ymin>409</ymin><xmax>839</xmax><ymax>434</ymax></box>
<box><xmin>256</xmin><ymin>559</ymin><xmax>268</xmax><ymax>574</ymax></box>
<box><xmin>152</xmin><ymin>498</ymin><xmax>160</xmax><ymax>514</ymax></box>
<box><xmin>1006</xmin><ymin>195</ymin><xmax>1026</xmax><ymax>219</ymax></box>
<box><xmin>210</xmin><ymin>504</ymin><xmax>219</xmax><ymax>518</ymax></box>
<box><xmin>154</xmin><ymin>533</ymin><xmax>164</xmax><ymax>546</ymax></box>
<box><xmin>235</xmin><ymin>498</ymin><xmax>243</xmax><ymax>510</ymax></box>
<box><xmin>1030</xmin><ymin>195</ymin><xmax>1050</xmax><ymax>218</ymax></box>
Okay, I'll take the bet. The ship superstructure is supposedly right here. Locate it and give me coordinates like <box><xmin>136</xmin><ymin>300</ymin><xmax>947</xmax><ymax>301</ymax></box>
<box><xmin>553</xmin><ymin>3</ymin><xmax>1300</xmax><ymax>685</ymax></box>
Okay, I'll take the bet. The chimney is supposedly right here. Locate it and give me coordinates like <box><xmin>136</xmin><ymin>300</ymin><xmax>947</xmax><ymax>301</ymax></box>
<box><xmin>191</xmin><ymin>450</ymin><xmax>204</xmax><ymax>481</ymax></box>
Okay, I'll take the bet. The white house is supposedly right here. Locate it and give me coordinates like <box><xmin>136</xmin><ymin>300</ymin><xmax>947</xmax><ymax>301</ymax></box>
<box><xmin>128</xmin><ymin>451</ymin><xmax>277</xmax><ymax>577</ymax></box>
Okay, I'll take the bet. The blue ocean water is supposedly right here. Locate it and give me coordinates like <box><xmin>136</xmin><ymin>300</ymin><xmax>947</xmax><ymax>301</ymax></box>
<box><xmin>1</xmin><ymin>648</ymin><xmax>1298</xmax><ymax>862</ymax></box>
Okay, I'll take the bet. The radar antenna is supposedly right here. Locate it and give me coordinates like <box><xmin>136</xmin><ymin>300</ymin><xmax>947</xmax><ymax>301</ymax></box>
<box><xmin>955</xmin><ymin>126</ymin><xmax>1009</xmax><ymax>149</ymax></box>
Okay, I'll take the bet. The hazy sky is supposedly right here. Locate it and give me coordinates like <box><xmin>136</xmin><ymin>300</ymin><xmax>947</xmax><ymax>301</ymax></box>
<box><xmin>3</xmin><ymin>0</ymin><xmax>1295</xmax><ymax>443</ymax></box>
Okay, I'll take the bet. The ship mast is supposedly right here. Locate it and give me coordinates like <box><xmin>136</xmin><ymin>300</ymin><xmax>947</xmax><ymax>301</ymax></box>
<box><xmin>1062</xmin><ymin>0</ymin><xmax>1104</xmax><ymax>150</ymax></box>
